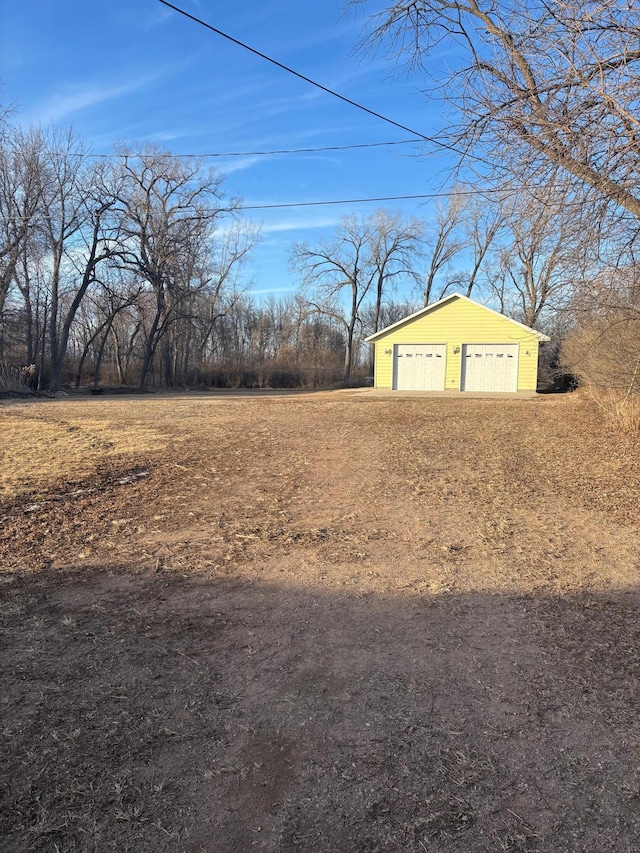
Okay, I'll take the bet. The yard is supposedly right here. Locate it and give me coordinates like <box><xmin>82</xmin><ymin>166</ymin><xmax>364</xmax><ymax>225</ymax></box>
<box><xmin>1</xmin><ymin>390</ymin><xmax>639</xmax><ymax>852</ymax></box>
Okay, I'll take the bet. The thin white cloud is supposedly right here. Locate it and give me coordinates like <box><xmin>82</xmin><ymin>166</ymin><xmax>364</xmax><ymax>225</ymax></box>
<box><xmin>259</xmin><ymin>216</ymin><xmax>340</xmax><ymax>234</ymax></box>
<box><xmin>30</xmin><ymin>73</ymin><xmax>162</xmax><ymax>124</ymax></box>
<box><xmin>143</xmin><ymin>5</ymin><xmax>174</xmax><ymax>29</ymax></box>
<box><xmin>141</xmin><ymin>129</ymin><xmax>195</xmax><ymax>143</ymax></box>
<box><xmin>215</xmin><ymin>156</ymin><xmax>264</xmax><ymax>175</ymax></box>
<box><xmin>248</xmin><ymin>286</ymin><xmax>296</xmax><ymax>295</ymax></box>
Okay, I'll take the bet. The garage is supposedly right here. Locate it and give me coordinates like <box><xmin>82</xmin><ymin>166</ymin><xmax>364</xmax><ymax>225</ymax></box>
<box><xmin>366</xmin><ymin>293</ymin><xmax>549</xmax><ymax>392</ymax></box>
<box><xmin>394</xmin><ymin>344</ymin><xmax>446</xmax><ymax>390</ymax></box>
<box><xmin>461</xmin><ymin>343</ymin><xmax>518</xmax><ymax>392</ymax></box>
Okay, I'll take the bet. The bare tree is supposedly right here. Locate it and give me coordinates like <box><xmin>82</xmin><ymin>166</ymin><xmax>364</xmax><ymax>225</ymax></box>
<box><xmin>292</xmin><ymin>210</ymin><xmax>425</xmax><ymax>382</ymax></box>
<box><xmin>38</xmin><ymin>128</ymin><xmax>87</xmax><ymax>387</ymax></box>
<box><xmin>356</xmin><ymin>1</ymin><xmax>640</xmax><ymax>219</ymax></box>
<box><xmin>368</xmin><ymin>209</ymin><xmax>424</xmax><ymax>333</ymax></box>
<box><xmin>292</xmin><ymin>215</ymin><xmax>376</xmax><ymax>383</ymax></box>
<box><xmin>458</xmin><ymin>193</ymin><xmax>505</xmax><ymax>299</ymax></box>
<box><xmin>0</xmin><ymin>125</ymin><xmax>43</xmax><ymax>356</ymax></box>
<box><xmin>423</xmin><ymin>196</ymin><xmax>466</xmax><ymax>305</ymax></box>
<box><xmin>109</xmin><ymin>298</ymin><xmax>142</xmax><ymax>386</ymax></box>
<box><xmin>0</xmin><ymin>117</ymin><xmax>268</xmax><ymax>390</ymax></box>
<box><xmin>13</xmin><ymin>203</ymin><xmax>48</xmax><ymax>367</ymax></box>
<box><xmin>31</xmin><ymin>130</ymin><xmax>124</xmax><ymax>390</ymax></box>
<box><xmin>72</xmin><ymin>275</ymin><xmax>142</xmax><ymax>389</ymax></box>
<box><xmin>190</xmin><ymin>221</ymin><xmax>260</xmax><ymax>383</ymax></box>
<box><xmin>563</xmin><ymin>268</ymin><xmax>640</xmax><ymax>424</ymax></box>
<box><xmin>488</xmin><ymin>182</ymin><xmax>584</xmax><ymax>326</ymax></box>
<box><xmin>361</xmin><ymin>297</ymin><xmax>421</xmax><ymax>335</ymax></box>
<box><xmin>113</xmin><ymin>145</ymin><xmax>235</xmax><ymax>389</ymax></box>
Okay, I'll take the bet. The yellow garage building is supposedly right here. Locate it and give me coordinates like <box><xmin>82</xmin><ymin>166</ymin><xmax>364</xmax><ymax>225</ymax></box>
<box><xmin>366</xmin><ymin>293</ymin><xmax>550</xmax><ymax>393</ymax></box>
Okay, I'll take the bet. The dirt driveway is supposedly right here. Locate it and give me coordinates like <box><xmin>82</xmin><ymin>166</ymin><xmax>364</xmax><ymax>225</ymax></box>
<box><xmin>1</xmin><ymin>391</ymin><xmax>640</xmax><ymax>852</ymax></box>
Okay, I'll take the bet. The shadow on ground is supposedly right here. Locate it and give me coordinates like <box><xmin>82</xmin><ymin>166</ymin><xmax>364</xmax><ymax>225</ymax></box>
<box><xmin>2</xmin><ymin>566</ymin><xmax>639</xmax><ymax>853</ymax></box>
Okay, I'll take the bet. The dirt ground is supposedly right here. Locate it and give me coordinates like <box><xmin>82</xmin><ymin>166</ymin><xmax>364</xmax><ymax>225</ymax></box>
<box><xmin>1</xmin><ymin>390</ymin><xmax>640</xmax><ymax>852</ymax></box>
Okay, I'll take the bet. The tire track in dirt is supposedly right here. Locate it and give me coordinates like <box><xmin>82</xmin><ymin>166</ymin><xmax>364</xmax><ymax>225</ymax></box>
<box><xmin>3</xmin><ymin>393</ymin><xmax>640</xmax><ymax>852</ymax></box>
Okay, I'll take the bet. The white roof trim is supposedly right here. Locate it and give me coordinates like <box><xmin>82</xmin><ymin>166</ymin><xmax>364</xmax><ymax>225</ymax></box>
<box><xmin>365</xmin><ymin>292</ymin><xmax>551</xmax><ymax>342</ymax></box>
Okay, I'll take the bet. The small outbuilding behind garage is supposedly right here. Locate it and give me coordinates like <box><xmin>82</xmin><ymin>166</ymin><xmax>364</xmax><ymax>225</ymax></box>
<box><xmin>366</xmin><ymin>293</ymin><xmax>550</xmax><ymax>392</ymax></box>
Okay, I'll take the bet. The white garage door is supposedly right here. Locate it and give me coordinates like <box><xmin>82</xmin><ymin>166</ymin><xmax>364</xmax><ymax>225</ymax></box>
<box><xmin>461</xmin><ymin>344</ymin><xmax>518</xmax><ymax>392</ymax></box>
<box><xmin>394</xmin><ymin>344</ymin><xmax>446</xmax><ymax>390</ymax></box>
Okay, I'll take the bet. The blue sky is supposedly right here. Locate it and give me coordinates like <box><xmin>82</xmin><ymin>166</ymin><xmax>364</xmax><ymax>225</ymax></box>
<box><xmin>1</xmin><ymin>0</ymin><xmax>459</xmax><ymax>301</ymax></box>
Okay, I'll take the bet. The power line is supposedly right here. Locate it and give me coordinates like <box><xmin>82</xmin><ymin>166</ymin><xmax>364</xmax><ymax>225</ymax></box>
<box><xmin>157</xmin><ymin>0</ymin><xmax>487</xmax><ymax>165</ymax></box>
<box><xmin>238</xmin><ymin>187</ymin><xmax>514</xmax><ymax>211</ymax></box>
<box><xmin>5</xmin><ymin>185</ymin><xmax>590</xmax><ymax>222</ymax></box>
<box><xmin>170</xmin><ymin>138</ymin><xmax>425</xmax><ymax>157</ymax></box>
<box><xmin>241</xmin><ymin>194</ymin><xmax>436</xmax><ymax>211</ymax></box>
<box><xmin>238</xmin><ymin>183</ymin><xmax>606</xmax><ymax>210</ymax></box>
<box><xmin>48</xmin><ymin>138</ymin><xmax>425</xmax><ymax>159</ymax></box>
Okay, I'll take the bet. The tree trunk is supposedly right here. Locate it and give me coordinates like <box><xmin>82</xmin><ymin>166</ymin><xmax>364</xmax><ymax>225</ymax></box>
<box><xmin>111</xmin><ymin>327</ymin><xmax>124</xmax><ymax>385</ymax></box>
<box><xmin>139</xmin><ymin>298</ymin><xmax>164</xmax><ymax>390</ymax></box>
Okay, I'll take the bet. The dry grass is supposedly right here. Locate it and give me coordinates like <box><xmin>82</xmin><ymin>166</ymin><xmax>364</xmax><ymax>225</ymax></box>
<box><xmin>2</xmin><ymin>390</ymin><xmax>640</xmax><ymax>852</ymax></box>
<box><xmin>580</xmin><ymin>387</ymin><xmax>640</xmax><ymax>433</ymax></box>
<box><xmin>0</xmin><ymin>401</ymin><xmax>167</xmax><ymax>501</ymax></box>
<box><xmin>561</xmin><ymin>308</ymin><xmax>640</xmax><ymax>432</ymax></box>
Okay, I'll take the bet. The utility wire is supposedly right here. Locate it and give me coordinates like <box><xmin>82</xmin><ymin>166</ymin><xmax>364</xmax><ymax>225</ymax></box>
<box><xmin>241</xmin><ymin>194</ymin><xmax>437</xmax><ymax>211</ymax></box>
<box><xmin>4</xmin><ymin>186</ymin><xmax>589</xmax><ymax>222</ymax></box>
<box><xmin>48</xmin><ymin>139</ymin><xmax>424</xmax><ymax>159</ymax></box>
<box><xmin>157</xmin><ymin>0</ymin><xmax>485</xmax><ymax>164</ymax></box>
<box><xmin>238</xmin><ymin>187</ymin><xmax>520</xmax><ymax>211</ymax></box>
<box><xmin>170</xmin><ymin>138</ymin><xmax>424</xmax><ymax>157</ymax></box>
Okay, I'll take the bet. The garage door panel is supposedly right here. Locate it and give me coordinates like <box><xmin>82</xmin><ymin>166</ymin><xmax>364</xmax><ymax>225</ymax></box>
<box><xmin>394</xmin><ymin>344</ymin><xmax>446</xmax><ymax>390</ymax></box>
<box><xmin>461</xmin><ymin>344</ymin><xmax>518</xmax><ymax>392</ymax></box>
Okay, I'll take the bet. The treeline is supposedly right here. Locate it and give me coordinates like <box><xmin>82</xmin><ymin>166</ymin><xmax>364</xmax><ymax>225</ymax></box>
<box><xmin>0</xmin><ymin>117</ymin><xmax>426</xmax><ymax>391</ymax></box>
<box><xmin>0</xmin><ymin>120</ymin><xmax>347</xmax><ymax>391</ymax></box>
<box><xmin>2</xmin><ymin>70</ymin><xmax>640</xmax><ymax>412</ymax></box>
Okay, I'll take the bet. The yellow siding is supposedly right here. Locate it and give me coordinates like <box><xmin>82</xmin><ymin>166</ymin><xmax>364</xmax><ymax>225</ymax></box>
<box><xmin>373</xmin><ymin>297</ymin><xmax>541</xmax><ymax>391</ymax></box>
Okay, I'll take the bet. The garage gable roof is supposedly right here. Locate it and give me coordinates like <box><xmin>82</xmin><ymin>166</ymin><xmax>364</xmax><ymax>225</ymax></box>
<box><xmin>365</xmin><ymin>292</ymin><xmax>551</xmax><ymax>342</ymax></box>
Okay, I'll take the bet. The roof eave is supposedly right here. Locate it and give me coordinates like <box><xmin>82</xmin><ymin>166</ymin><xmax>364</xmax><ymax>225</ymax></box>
<box><xmin>365</xmin><ymin>292</ymin><xmax>551</xmax><ymax>342</ymax></box>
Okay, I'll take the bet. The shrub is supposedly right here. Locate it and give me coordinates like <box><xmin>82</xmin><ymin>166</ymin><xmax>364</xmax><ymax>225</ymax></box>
<box><xmin>0</xmin><ymin>363</ymin><xmax>23</xmax><ymax>392</ymax></box>
<box><xmin>562</xmin><ymin>311</ymin><xmax>640</xmax><ymax>431</ymax></box>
